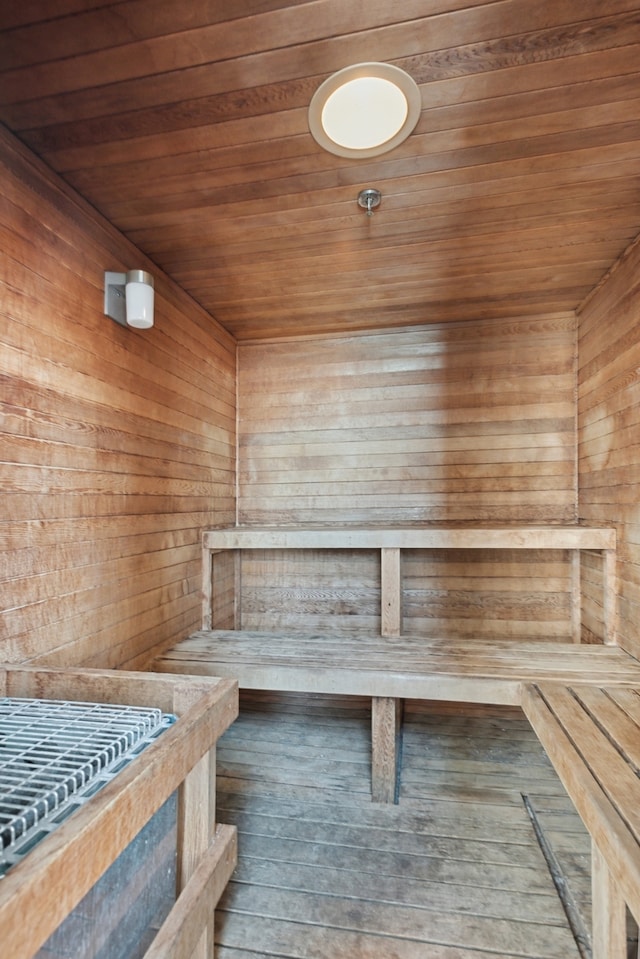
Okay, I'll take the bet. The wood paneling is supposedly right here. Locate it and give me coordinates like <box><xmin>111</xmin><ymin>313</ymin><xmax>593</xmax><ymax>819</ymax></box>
<box><xmin>236</xmin><ymin>317</ymin><xmax>577</xmax><ymax>639</ymax></box>
<box><xmin>1</xmin><ymin>3</ymin><xmax>640</xmax><ymax>340</ymax></box>
<box><xmin>211</xmin><ymin>550</ymin><xmax>239</xmax><ymax>631</ymax></box>
<box><xmin>402</xmin><ymin>548</ymin><xmax>572</xmax><ymax>641</ymax></box>
<box><xmin>0</xmin><ymin>125</ymin><xmax>236</xmax><ymax>669</ymax></box>
<box><xmin>578</xmin><ymin>235</ymin><xmax>640</xmax><ymax>658</ymax></box>
<box><xmin>238</xmin><ymin>318</ymin><xmax>577</xmax><ymax>525</ymax></box>
<box><xmin>239</xmin><ymin>548</ymin><xmax>381</xmax><ymax>636</ymax></box>
<box><xmin>2</xmin><ymin>2</ymin><xmax>639</xmax><ymax>669</ymax></box>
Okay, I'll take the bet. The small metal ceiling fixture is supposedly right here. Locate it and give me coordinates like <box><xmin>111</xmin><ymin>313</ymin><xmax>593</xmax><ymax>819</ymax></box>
<box><xmin>358</xmin><ymin>188</ymin><xmax>382</xmax><ymax>216</ymax></box>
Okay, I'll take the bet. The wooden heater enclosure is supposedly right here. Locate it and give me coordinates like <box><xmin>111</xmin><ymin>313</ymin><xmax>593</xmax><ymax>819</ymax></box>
<box><xmin>0</xmin><ymin>664</ymin><xmax>238</xmax><ymax>959</ymax></box>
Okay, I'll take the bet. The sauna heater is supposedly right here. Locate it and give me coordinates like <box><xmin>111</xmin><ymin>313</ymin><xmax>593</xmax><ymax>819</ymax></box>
<box><xmin>0</xmin><ymin>697</ymin><xmax>178</xmax><ymax>959</ymax></box>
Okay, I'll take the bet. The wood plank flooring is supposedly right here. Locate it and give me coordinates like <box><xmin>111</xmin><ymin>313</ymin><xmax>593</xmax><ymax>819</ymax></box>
<box><xmin>213</xmin><ymin>692</ymin><xmax>613</xmax><ymax>958</ymax></box>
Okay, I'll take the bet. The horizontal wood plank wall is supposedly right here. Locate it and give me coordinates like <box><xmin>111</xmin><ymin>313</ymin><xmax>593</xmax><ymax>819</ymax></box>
<box><xmin>0</xmin><ymin>127</ymin><xmax>236</xmax><ymax>669</ymax></box>
<box><xmin>212</xmin><ymin>550</ymin><xmax>238</xmax><ymax>630</ymax></box>
<box><xmin>578</xmin><ymin>236</ymin><xmax>640</xmax><ymax>656</ymax></box>
<box><xmin>238</xmin><ymin>548</ymin><xmax>381</xmax><ymax>636</ymax></box>
<box><xmin>402</xmin><ymin>548</ymin><xmax>571</xmax><ymax>642</ymax></box>
<box><xmin>237</xmin><ymin>319</ymin><xmax>577</xmax><ymax>640</ymax></box>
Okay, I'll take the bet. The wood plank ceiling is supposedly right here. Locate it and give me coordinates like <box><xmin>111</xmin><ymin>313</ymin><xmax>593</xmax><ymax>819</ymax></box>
<box><xmin>1</xmin><ymin>1</ymin><xmax>640</xmax><ymax>341</ymax></box>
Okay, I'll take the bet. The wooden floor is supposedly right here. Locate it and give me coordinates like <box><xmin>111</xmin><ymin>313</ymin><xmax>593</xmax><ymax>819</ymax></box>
<box><xmin>213</xmin><ymin>691</ymin><xmax>617</xmax><ymax>959</ymax></box>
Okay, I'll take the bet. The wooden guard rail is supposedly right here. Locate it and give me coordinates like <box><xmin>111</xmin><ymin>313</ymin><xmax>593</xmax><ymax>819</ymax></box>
<box><xmin>0</xmin><ymin>665</ymin><xmax>239</xmax><ymax>959</ymax></box>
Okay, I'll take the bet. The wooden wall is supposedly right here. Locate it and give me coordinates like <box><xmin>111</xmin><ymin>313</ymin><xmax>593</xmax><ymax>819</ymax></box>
<box><xmin>236</xmin><ymin>317</ymin><xmax>578</xmax><ymax>640</ymax></box>
<box><xmin>8</xmin><ymin>106</ymin><xmax>637</xmax><ymax>658</ymax></box>
<box><xmin>0</xmin><ymin>126</ymin><xmax>236</xmax><ymax>669</ymax></box>
<box><xmin>578</xmin><ymin>237</ymin><xmax>640</xmax><ymax>656</ymax></box>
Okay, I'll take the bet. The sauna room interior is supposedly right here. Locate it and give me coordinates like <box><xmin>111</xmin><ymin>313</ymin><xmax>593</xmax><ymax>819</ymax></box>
<box><xmin>3</xmin><ymin>4</ymin><xmax>640</xmax><ymax>959</ymax></box>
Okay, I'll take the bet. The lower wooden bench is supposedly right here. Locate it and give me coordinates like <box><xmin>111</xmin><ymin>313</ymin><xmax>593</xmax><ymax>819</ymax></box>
<box><xmin>522</xmin><ymin>683</ymin><xmax>640</xmax><ymax>959</ymax></box>
<box><xmin>153</xmin><ymin>630</ymin><xmax>640</xmax><ymax>803</ymax></box>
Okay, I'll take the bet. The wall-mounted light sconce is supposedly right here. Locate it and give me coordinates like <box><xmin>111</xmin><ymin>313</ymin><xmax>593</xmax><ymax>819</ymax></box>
<box><xmin>104</xmin><ymin>270</ymin><xmax>154</xmax><ymax>329</ymax></box>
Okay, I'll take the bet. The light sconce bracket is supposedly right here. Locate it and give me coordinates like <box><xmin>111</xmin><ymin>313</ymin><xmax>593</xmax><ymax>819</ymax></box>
<box><xmin>104</xmin><ymin>269</ymin><xmax>155</xmax><ymax>329</ymax></box>
<box><xmin>104</xmin><ymin>271</ymin><xmax>127</xmax><ymax>326</ymax></box>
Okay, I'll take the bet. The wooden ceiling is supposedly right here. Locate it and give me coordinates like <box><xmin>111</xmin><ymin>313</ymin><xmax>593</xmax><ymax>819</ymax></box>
<box><xmin>2</xmin><ymin>1</ymin><xmax>640</xmax><ymax>341</ymax></box>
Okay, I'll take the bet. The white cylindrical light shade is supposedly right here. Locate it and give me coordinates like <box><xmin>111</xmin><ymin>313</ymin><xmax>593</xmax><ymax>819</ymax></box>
<box><xmin>125</xmin><ymin>270</ymin><xmax>154</xmax><ymax>329</ymax></box>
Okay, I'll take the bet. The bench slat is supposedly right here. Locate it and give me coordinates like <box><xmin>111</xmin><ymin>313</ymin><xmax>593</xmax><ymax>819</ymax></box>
<box><xmin>522</xmin><ymin>683</ymin><xmax>640</xmax><ymax>936</ymax></box>
<box><xmin>605</xmin><ymin>685</ymin><xmax>640</xmax><ymax>725</ymax></box>
<box><xmin>530</xmin><ymin>686</ymin><xmax>640</xmax><ymax>843</ymax></box>
<box><xmin>203</xmin><ymin>526</ymin><xmax>617</xmax><ymax>551</ymax></box>
<box><xmin>570</xmin><ymin>686</ymin><xmax>640</xmax><ymax>776</ymax></box>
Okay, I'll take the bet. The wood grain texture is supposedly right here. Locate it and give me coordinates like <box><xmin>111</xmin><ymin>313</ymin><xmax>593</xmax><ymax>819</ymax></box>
<box><xmin>522</xmin><ymin>683</ymin><xmax>640</xmax><ymax>956</ymax></box>
<box><xmin>236</xmin><ymin>321</ymin><xmax>578</xmax><ymax>639</ymax></box>
<box><xmin>237</xmin><ymin>321</ymin><xmax>577</xmax><ymax>524</ymax></box>
<box><xmin>1</xmin><ymin>4</ymin><xmax>640</xmax><ymax>339</ymax></box>
<box><xmin>371</xmin><ymin>696</ymin><xmax>400</xmax><ymax>803</ymax></box>
<box><xmin>154</xmin><ymin>631</ymin><xmax>640</xmax><ymax>703</ymax></box>
<box><xmin>0</xmin><ymin>125</ymin><xmax>236</xmax><ymax>669</ymax></box>
<box><xmin>202</xmin><ymin>527</ymin><xmax>615</xmax><ymax>642</ymax></box>
<box><xmin>381</xmin><ymin>547</ymin><xmax>401</xmax><ymax>637</ymax></box>
<box><xmin>214</xmin><ymin>691</ymin><xmax>584</xmax><ymax>958</ymax></box>
<box><xmin>578</xmin><ymin>234</ymin><xmax>640</xmax><ymax>658</ymax></box>
<box><xmin>2</xmin><ymin>2</ymin><xmax>640</xmax><ymax>762</ymax></box>
<box><xmin>591</xmin><ymin>839</ymin><xmax>627</xmax><ymax>959</ymax></box>
<box><xmin>204</xmin><ymin>527</ymin><xmax>616</xmax><ymax>550</ymax></box>
<box><xmin>155</xmin><ymin>635</ymin><xmax>639</xmax><ymax>805</ymax></box>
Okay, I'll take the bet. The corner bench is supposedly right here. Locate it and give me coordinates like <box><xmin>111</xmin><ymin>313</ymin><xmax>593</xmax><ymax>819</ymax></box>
<box><xmin>152</xmin><ymin>524</ymin><xmax>633</xmax><ymax>802</ymax></box>
<box><xmin>153</xmin><ymin>631</ymin><xmax>640</xmax><ymax>803</ymax></box>
<box><xmin>523</xmin><ymin>683</ymin><xmax>640</xmax><ymax>959</ymax></box>
<box><xmin>150</xmin><ymin>525</ymin><xmax>640</xmax><ymax>955</ymax></box>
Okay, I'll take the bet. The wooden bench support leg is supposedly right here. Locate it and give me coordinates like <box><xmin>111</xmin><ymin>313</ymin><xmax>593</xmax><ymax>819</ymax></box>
<box><xmin>371</xmin><ymin>696</ymin><xmax>403</xmax><ymax>804</ymax></box>
<box><xmin>592</xmin><ymin>839</ymin><xmax>627</xmax><ymax>959</ymax></box>
<box><xmin>381</xmin><ymin>547</ymin><xmax>402</xmax><ymax>637</ymax></box>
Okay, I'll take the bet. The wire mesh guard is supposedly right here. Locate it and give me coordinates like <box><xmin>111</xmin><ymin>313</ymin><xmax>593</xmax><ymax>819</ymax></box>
<box><xmin>0</xmin><ymin>698</ymin><xmax>175</xmax><ymax>877</ymax></box>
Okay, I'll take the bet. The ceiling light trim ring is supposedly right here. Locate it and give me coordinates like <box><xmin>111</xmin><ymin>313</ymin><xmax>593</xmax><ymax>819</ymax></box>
<box><xmin>308</xmin><ymin>62</ymin><xmax>421</xmax><ymax>159</ymax></box>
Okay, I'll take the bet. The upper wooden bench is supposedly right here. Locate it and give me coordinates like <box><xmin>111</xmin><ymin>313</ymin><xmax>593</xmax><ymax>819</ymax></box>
<box><xmin>198</xmin><ymin>525</ymin><xmax>619</xmax><ymax>643</ymax></box>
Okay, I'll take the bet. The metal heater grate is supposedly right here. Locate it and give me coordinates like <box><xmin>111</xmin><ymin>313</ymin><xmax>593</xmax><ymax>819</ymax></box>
<box><xmin>0</xmin><ymin>697</ymin><xmax>175</xmax><ymax>877</ymax></box>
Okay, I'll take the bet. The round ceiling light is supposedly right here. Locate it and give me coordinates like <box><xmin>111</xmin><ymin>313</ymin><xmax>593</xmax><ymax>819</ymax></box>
<box><xmin>308</xmin><ymin>62</ymin><xmax>421</xmax><ymax>158</ymax></box>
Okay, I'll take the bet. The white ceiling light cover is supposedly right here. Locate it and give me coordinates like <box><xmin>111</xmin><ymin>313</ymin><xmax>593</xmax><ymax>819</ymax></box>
<box><xmin>309</xmin><ymin>62</ymin><xmax>421</xmax><ymax>158</ymax></box>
